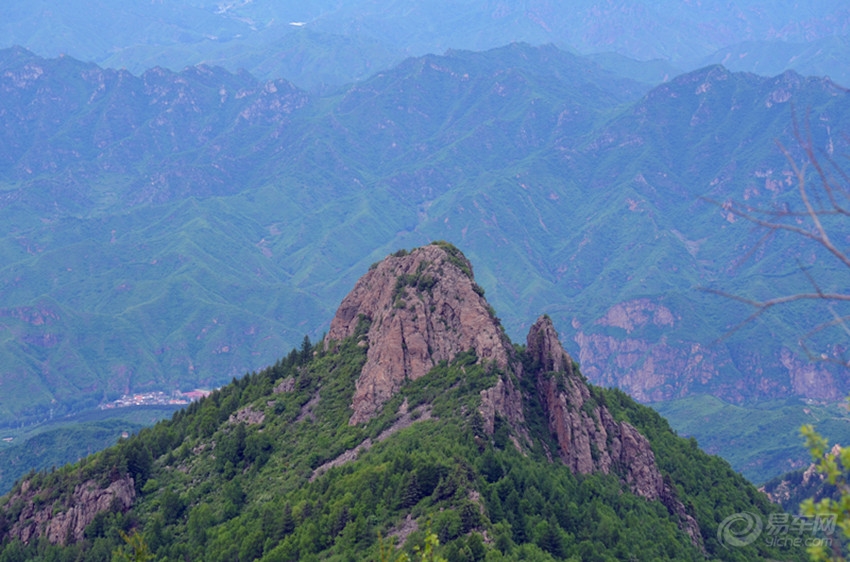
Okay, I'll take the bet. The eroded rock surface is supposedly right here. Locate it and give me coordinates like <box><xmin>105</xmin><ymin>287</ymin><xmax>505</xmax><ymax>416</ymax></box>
<box><xmin>325</xmin><ymin>244</ymin><xmax>513</xmax><ymax>424</ymax></box>
<box><xmin>527</xmin><ymin>315</ymin><xmax>702</xmax><ymax>548</ymax></box>
<box><xmin>479</xmin><ymin>377</ymin><xmax>525</xmax><ymax>438</ymax></box>
<box><xmin>6</xmin><ymin>476</ymin><xmax>135</xmax><ymax>545</ymax></box>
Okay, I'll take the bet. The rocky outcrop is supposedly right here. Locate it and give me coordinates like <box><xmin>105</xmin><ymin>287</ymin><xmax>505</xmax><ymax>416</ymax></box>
<box><xmin>527</xmin><ymin>314</ymin><xmax>572</xmax><ymax>374</ymax></box>
<box><xmin>273</xmin><ymin>377</ymin><xmax>295</xmax><ymax>394</ymax></box>
<box><xmin>760</xmin><ymin>444</ymin><xmax>839</xmax><ymax>511</ymax></box>
<box><xmin>659</xmin><ymin>481</ymin><xmax>704</xmax><ymax>549</ymax></box>
<box><xmin>5</xmin><ymin>476</ymin><xmax>135</xmax><ymax>545</ymax></box>
<box><xmin>527</xmin><ymin>316</ymin><xmax>702</xmax><ymax>549</ymax></box>
<box><xmin>529</xmin><ymin>317</ymin><xmax>660</xmax><ymax>493</ymax></box>
<box><xmin>228</xmin><ymin>405</ymin><xmax>265</xmax><ymax>425</ymax></box>
<box><xmin>479</xmin><ymin>376</ymin><xmax>526</xmax><ymax>441</ymax></box>
<box><xmin>324</xmin><ymin>246</ymin><xmax>702</xmax><ymax>547</ymax></box>
<box><xmin>574</xmin><ymin>300</ymin><xmax>844</xmax><ymax>404</ymax></box>
<box><xmin>325</xmin><ymin>243</ymin><xmax>515</xmax><ymax>424</ymax></box>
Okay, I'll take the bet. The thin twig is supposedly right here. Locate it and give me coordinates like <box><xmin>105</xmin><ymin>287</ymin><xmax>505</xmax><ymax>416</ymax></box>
<box><xmin>700</xmin><ymin>114</ymin><xmax>850</xmax><ymax>356</ymax></box>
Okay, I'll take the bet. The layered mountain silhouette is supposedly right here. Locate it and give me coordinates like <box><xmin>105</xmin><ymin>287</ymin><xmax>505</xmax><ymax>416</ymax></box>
<box><xmin>0</xmin><ymin>244</ymin><xmax>798</xmax><ymax>560</ymax></box>
<box><xmin>0</xmin><ymin>44</ymin><xmax>850</xmax><ymax>488</ymax></box>
<box><xmin>2</xmin><ymin>1</ymin><xmax>848</xmax><ymax>89</ymax></box>
<box><xmin>1</xmin><ymin>44</ymin><xmax>849</xmax><ymax>484</ymax></box>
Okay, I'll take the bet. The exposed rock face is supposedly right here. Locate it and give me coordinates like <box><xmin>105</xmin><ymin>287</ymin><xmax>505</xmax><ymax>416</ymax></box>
<box><xmin>529</xmin><ymin>317</ymin><xmax>661</xmax><ymax>494</ymax></box>
<box><xmin>6</xmin><ymin>476</ymin><xmax>135</xmax><ymax>545</ymax></box>
<box><xmin>527</xmin><ymin>316</ymin><xmax>703</xmax><ymax>548</ymax></box>
<box><xmin>595</xmin><ymin>299</ymin><xmax>675</xmax><ymax>333</ymax></box>
<box><xmin>780</xmin><ymin>348</ymin><xmax>839</xmax><ymax>401</ymax></box>
<box><xmin>273</xmin><ymin>377</ymin><xmax>295</xmax><ymax>394</ymax></box>
<box><xmin>479</xmin><ymin>376</ymin><xmax>526</xmax><ymax>439</ymax></box>
<box><xmin>229</xmin><ymin>405</ymin><xmax>265</xmax><ymax>425</ymax></box>
<box><xmin>325</xmin><ymin>244</ymin><xmax>514</xmax><ymax>424</ymax></box>
<box><xmin>574</xmin><ymin>299</ymin><xmax>844</xmax><ymax>404</ymax></box>
<box><xmin>325</xmin><ymin>246</ymin><xmax>701</xmax><ymax>547</ymax></box>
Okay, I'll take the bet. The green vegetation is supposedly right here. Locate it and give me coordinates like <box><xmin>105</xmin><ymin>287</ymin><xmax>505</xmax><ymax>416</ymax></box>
<box><xmin>798</xmin><ymin>421</ymin><xmax>850</xmax><ymax>561</ymax></box>
<box><xmin>0</xmin><ymin>406</ymin><xmax>181</xmax><ymax>495</ymax></box>
<box><xmin>653</xmin><ymin>395</ymin><xmax>850</xmax><ymax>484</ymax></box>
<box><xmin>113</xmin><ymin>530</ymin><xmax>155</xmax><ymax>562</ymax></box>
<box><xmin>0</xmin><ymin>332</ymin><xmax>805</xmax><ymax>561</ymax></box>
<box><xmin>1</xmin><ymin>42</ymin><xmax>849</xmax><ymax>485</ymax></box>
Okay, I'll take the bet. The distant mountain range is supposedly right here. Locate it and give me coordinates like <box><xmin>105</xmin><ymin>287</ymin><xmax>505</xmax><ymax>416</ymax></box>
<box><xmin>1</xmin><ymin>43</ymin><xmax>849</xmax><ymax>482</ymax></box>
<box><xmin>700</xmin><ymin>35</ymin><xmax>850</xmax><ymax>87</ymax></box>
<box><xmin>0</xmin><ymin>43</ymin><xmax>649</xmax><ymax>424</ymax></box>
<box><xmin>0</xmin><ymin>1</ymin><xmax>848</xmax><ymax>89</ymax></box>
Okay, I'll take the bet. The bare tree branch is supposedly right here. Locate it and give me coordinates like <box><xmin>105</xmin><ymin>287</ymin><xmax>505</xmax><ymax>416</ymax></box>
<box><xmin>702</xmin><ymin>112</ymin><xmax>850</xmax><ymax>359</ymax></box>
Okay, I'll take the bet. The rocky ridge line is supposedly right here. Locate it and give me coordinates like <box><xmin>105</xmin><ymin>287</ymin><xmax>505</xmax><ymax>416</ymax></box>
<box><xmin>324</xmin><ymin>243</ymin><xmax>703</xmax><ymax>547</ymax></box>
<box><xmin>527</xmin><ymin>316</ymin><xmax>703</xmax><ymax>549</ymax></box>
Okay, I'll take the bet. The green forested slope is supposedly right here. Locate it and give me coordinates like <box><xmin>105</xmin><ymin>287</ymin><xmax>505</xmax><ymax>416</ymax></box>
<box><xmin>0</xmin><ymin>333</ymin><xmax>804</xmax><ymax>561</ymax></box>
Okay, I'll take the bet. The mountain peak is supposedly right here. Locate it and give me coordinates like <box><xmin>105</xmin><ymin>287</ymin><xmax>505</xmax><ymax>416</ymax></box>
<box><xmin>323</xmin><ymin>244</ymin><xmax>702</xmax><ymax>548</ymax></box>
<box><xmin>325</xmin><ymin>242</ymin><xmax>514</xmax><ymax>424</ymax></box>
<box><xmin>0</xmin><ymin>243</ymin><xmax>798</xmax><ymax>558</ymax></box>
<box><xmin>526</xmin><ymin>314</ymin><xmax>573</xmax><ymax>374</ymax></box>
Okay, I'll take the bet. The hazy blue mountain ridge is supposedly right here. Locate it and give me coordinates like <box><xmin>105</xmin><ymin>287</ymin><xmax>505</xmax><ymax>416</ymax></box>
<box><xmin>1</xmin><ymin>45</ymin><xmax>849</xmax><ymax>483</ymax></box>
<box><xmin>0</xmin><ymin>43</ymin><xmax>643</xmax><ymax>423</ymax></box>
<box><xmin>1</xmin><ymin>1</ymin><xmax>848</xmax><ymax>90</ymax></box>
<box><xmin>560</xmin><ymin>66</ymin><xmax>850</xmax><ymax>401</ymax></box>
<box><xmin>701</xmin><ymin>35</ymin><xmax>850</xmax><ymax>88</ymax></box>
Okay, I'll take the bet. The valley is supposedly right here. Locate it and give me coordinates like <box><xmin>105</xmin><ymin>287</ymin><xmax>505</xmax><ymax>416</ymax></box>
<box><xmin>0</xmin><ymin>405</ymin><xmax>182</xmax><ymax>496</ymax></box>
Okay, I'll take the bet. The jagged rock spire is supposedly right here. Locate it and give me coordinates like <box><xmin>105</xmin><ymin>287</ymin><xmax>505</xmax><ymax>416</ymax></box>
<box><xmin>525</xmin><ymin>317</ymin><xmax>703</xmax><ymax>550</ymax></box>
<box><xmin>527</xmin><ymin>315</ymin><xmax>573</xmax><ymax>374</ymax></box>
